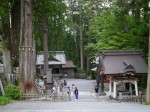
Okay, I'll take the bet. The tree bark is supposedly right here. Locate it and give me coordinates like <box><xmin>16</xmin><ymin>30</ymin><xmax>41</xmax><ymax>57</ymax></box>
<box><xmin>146</xmin><ymin>14</ymin><xmax>150</xmax><ymax>104</ymax></box>
<box><xmin>3</xmin><ymin>48</ymin><xmax>12</xmax><ymax>84</ymax></box>
<box><xmin>86</xmin><ymin>18</ymin><xmax>91</xmax><ymax>70</ymax></box>
<box><xmin>79</xmin><ymin>4</ymin><xmax>83</xmax><ymax>69</ymax></box>
<box><xmin>32</xmin><ymin>40</ymin><xmax>36</xmax><ymax>80</ymax></box>
<box><xmin>43</xmin><ymin>17</ymin><xmax>49</xmax><ymax>74</ymax></box>
<box><xmin>19</xmin><ymin>0</ymin><xmax>24</xmax><ymax>84</ymax></box>
<box><xmin>24</xmin><ymin>0</ymin><xmax>33</xmax><ymax>80</ymax></box>
<box><xmin>1</xmin><ymin>4</ymin><xmax>12</xmax><ymax>84</ymax></box>
<box><xmin>19</xmin><ymin>0</ymin><xmax>34</xmax><ymax>93</ymax></box>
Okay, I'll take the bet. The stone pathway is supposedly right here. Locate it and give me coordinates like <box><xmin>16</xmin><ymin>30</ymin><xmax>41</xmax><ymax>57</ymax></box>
<box><xmin>0</xmin><ymin>79</ymin><xmax>150</xmax><ymax>112</ymax></box>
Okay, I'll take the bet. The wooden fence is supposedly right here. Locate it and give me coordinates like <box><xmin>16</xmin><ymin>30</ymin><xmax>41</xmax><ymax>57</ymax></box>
<box><xmin>21</xmin><ymin>93</ymin><xmax>66</xmax><ymax>102</ymax></box>
<box><xmin>119</xmin><ymin>95</ymin><xmax>146</xmax><ymax>103</ymax></box>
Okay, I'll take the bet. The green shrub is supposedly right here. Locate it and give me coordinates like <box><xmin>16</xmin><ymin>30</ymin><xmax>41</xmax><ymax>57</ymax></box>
<box><xmin>91</xmin><ymin>73</ymin><xmax>96</xmax><ymax>79</ymax></box>
<box><xmin>77</xmin><ymin>68</ymin><xmax>85</xmax><ymax>73</ymax></box>
<box><xmin>5</xmin><ymin>84</ymin><xmax>21</xmax><ymax>100</ymax></box>
<box><xmin>0</xmin><ymin>96</ymin><xmax>12</xmax><ymax>105</ymax></box>
<box><xmin>85</xmin><ymin>69</ymin><xmax>91</xmax><ymax>76</ymax></box>
<box><xmin>85</xmin><ymin>69</ymin><xmax>96</xmax><ymax>79</ymax></box>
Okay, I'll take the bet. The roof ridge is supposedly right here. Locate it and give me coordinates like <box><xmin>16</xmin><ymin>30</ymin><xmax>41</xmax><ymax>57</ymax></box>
<box><xmin>101</xmin><ymin>50</ymin><xmax>143</xmax><ymax>56</ymax></box>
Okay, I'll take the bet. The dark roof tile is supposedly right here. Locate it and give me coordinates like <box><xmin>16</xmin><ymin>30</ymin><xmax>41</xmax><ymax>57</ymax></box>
<box><xmin>62</xmin><ymin>60</ymin><xmax>76</xmax><ymax>68</ymax></box>
<box><xmin>100</xmin><ymin>50</ymin><xmax>147</xmax><ymax>75</ymax></box>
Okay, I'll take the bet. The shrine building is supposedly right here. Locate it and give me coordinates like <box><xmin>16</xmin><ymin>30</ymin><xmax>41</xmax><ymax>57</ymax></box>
<box><xmin>98</xmin><ymin>50</ymin><xmax>148</xmax><ymax>99</ymax></box>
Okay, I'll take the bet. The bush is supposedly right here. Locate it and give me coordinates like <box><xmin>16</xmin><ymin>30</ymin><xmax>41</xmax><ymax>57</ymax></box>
<box><xmin>5</xmin><ymin>84</ymin><xmax>21</xmax><ymax>100</ymax></box>
<box><xmin>91</xmin><ymin>73</ymin><xmax>96</xmax><ymax>79</ymax></box>
<box><xmin>77</xmin><ymin>68</ymin><xmax>85</xmax><ymax>73</ymax></box>
<box><xmin>85</xmin><ymin>69</ymin><xmax>96</xmax><ymax>79</ymax></box>
<box><xmin>0</xmin><ymin>96</ymin><xmax>12</xmax><ymax>105</ymax></box>
<box><xmin>85</xmin><ymin>69</ymin><xmax>91</xmax><ymax>76</ymax></box>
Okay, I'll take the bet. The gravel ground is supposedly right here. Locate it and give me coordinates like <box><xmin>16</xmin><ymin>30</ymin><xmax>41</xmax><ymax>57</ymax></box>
<box><xmin>0</xmin><ymin>79</ymin><xmax>150</xmax><ymax>112</ymax></box>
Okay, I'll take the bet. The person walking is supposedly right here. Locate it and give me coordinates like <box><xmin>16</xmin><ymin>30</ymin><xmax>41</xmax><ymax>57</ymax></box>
<box><xmin>74</xmin><ymin>87</ymin><xmax>79</xmax><ymax>100</ymax></box>
<box><xmin>67</xmin><ymin>86</ymin><xmax>71</xmax><ymax>101</ymax></box>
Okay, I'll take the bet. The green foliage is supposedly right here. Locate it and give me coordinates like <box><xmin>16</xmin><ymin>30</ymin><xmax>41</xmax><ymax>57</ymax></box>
<box><xmin>62</xmin><ymin>33</ymin><xmax>79</xmax><ymax>65</ymax></box>
<box><xmin>139</xmin><ymin>76</ymin><xmax>147</xmax><ymax>89</ymax></box>
<box><xmin>84</xmin><ymin>69</ymin><xmax>96</xmax><ymax>79</ymax></box>
<box><xmin>0</xmin><ymin>96</ymin><xmax>12</xmax><ymax>105</ymax></box>
<box><xmin>85</xmin><ymin>69</ymin><xmax>91</xmax><ymax>76</ymax></box>
<box><xmin>77</xmin><ymin>68</ymin><xmax>85</xmax><ymax>73</ymax></box>
<box><xmin>0</xmin><ymin>0</ymin><xmax>13</xmax><ymax>23</ymax></box>
<box><xmin>145</xmin><ymin>101</ymin><xmax>150</xmax><ymax>105</ymax></box>
<box><xmin>91</xmin><ymin>73</ymin><xmax>96</xmax><ymax>79</ymax></box>
<box><xmin>5</xmin><ymin>0</ymin><xmax>149</xmax><ymax>74</ymax></box>
<box><xmin>88</xmin><ymin>0</ymin><xmax>149</xmax><ymax>57</ymax></box>
<box><xmin>5</xmin><ymin>84</ymin><xmax>21</xmax><ymax>100</ymax></box>
<box><xmin>33</xmin><ymin>0</ymin><xmax>67</xmax><ymax>52</ymax></box>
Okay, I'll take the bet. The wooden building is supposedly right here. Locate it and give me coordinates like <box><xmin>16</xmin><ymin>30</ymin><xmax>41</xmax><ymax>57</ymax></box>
<box><xmin>36</xmin><ymin>51</ymin><xmax>66</xmax><ymax>89</ymax></box>
<box><xmin>62</xmin><ymin>60</ymin><xmax>76</xmax><ymax>78</ymax></box>
<box><xmin>97</xmin><ymin>50</ymin><xmax>147</xmax><ymax>99</ymax></box>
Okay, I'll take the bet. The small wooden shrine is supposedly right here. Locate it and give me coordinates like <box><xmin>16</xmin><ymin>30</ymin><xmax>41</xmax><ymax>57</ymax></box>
<box><xmin>98</xmin><ymin>50</ymin><xmax>147</xmax><ymax>99</ymax></box>
<box><xmin>36</xmin><ymin>51</ymin><xmax>66</xmax><ymax>89</ymax></box>
<box><xmin>62</xmin><ymin>60</ymin><xmax>77</xmax><ymax>78</ymax></box>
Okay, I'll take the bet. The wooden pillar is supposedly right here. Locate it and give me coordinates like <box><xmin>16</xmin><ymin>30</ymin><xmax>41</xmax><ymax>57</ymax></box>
<box><xmin>113</xmin><ymin>81</ymin><xmax>117</xmax><ymax>98</ymax></box>
<box><xmin>109</xmin><ymin>77</ymin><xmax>112</xmax><ymax>96</ymax></box>
<box><xmin>134</xmin><ymin>81</ymin><xmax>138</xmax><ymax>96</ymax></box>
<box><xmin>129</xmin><ymin>82</ymin><xmax>132</xmax><ymax>95</ymax></box>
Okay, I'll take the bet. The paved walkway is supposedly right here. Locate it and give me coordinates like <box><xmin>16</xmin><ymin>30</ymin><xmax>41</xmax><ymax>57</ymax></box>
<box><xmin>0</xmin><ymin>79</ymin><xmax>150</xmax><ymax>112</ymax></box>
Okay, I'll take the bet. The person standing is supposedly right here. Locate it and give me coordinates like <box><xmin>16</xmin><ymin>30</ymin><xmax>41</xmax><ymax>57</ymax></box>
<box><xmin>52</xmin><ymin>86</ymin><xmax>57</xmax><ymax>96</ymax></box>
<box><xmin>64</xmin><ymin>80</ymin><xmax>67</xmax><ymax>87</ymax></box>
<box><xmin>72</xmin><ymin>84</ymin><xmax>75</xmax><ymax>95</ymax></box>
<box><xmin>95</xmin><ymin>86</ymin><xmax>99</xmax><ymax>97</ymax></box>
<box><xmin>74</xmin><ymin>87</ymin><xmax>79</xmax><ymax>100</ymax></box>
<box><xmin>67</xmin><ymin>86</ymin><xmax>71</xmax><ymax>101</ymax></box>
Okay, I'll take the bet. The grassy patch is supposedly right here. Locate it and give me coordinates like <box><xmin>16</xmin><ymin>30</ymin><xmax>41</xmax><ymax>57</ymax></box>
<box><xmin>0</xmin><ymin>96</ymin><xmax>12</xmax><ymax>105</ymax></box>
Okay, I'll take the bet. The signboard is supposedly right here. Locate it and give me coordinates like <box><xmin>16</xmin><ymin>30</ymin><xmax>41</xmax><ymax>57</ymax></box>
<box><xmin>46</xmin><ymin>69</ymin><xmax>52</xmax><ymax>83</ymax></box>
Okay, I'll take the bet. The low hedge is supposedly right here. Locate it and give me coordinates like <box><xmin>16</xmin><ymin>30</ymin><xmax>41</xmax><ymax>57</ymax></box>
<box><xmin>5</xmin><ymin>84</ymin><xmax>21</xmax><ymax>100</ymax></box>
<box><xmin>0</xmin><ymin>96</ymin><xmax>12</xmax><ymax>105</ymax></box>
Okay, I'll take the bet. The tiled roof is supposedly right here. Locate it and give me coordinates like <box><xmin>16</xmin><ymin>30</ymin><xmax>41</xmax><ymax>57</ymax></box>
<box><xmin>99</xmin><ymin>50</ymin><xmax>148</xmax><ymax>75</ymax></box>
<box><xmin>62</xmin><ymin>60</ymin><xmax>76</xmax><ymax>68</ymax></box>
<box><xmin>101</xmin><ymin>50</ymin><xmax>143</xmax><ymax>56</ymax></box>
<box><xmin>36</xmin><ymin>51</ymin><xmax>66</xmax><ymax>65</ymax></box>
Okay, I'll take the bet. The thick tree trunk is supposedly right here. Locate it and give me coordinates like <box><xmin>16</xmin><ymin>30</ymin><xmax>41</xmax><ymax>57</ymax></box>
<box><xmin>146</xmin><ymin>15</ymin><xmax>150</xmax><ymax>104</ymax></box>
<box><xmin>19</xmin><ymin>0</ymin><xmax>24</xmax><ymax>84</ymax></box>
<box><xmin>24</xmin><ymin>0</ymin><xmax>33</xmax><ymax>80</ymax></box>
<box><xmin>43</xmin><ymin>17</ymin><xmax>49</xmax><ymax>74</ymax></box>
<box><xmin>32</xmin><ymin>40</ymin><xmax>36</xmax><ymax>80</ymax></box>
<box><xmin>3</xmin><ymin>48</ymin><xmax>12</xmax><ymax>84</ymax></box>
<box><xmin>1</xmin><ymin>6</ymin><xmax>12</xmax><ymax>84</ymax></box>
<box><xmin>19</xmin><ymin>0</ymin><xmax>34</xmax><ymax>93</ymax></box>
